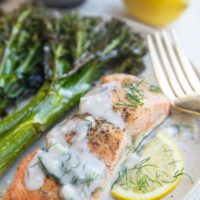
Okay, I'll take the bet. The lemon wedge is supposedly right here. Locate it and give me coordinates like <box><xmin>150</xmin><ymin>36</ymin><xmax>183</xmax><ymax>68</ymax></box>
<box><xmin>112</xmin><ymin>132</ymin><xmax>184</xmax><ymax>200</ymax></box>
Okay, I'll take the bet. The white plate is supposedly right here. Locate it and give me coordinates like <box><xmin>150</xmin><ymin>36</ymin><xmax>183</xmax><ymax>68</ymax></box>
<box><xmin>0</xmin><ymin>15</ymin><xmax>199</xmax><ymax>200</ymax></box>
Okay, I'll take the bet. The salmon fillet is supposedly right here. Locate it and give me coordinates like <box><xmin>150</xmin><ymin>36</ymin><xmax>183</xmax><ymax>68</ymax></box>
<box><xmin>4</xmin><ymin>74</ymin><xmax>170</xmax><ymax>200</ymax></box>
<box><xmin>5</xmin><ymin>117</ymin><xmax>127</xmax><ymax>200</ymax></box>
<box><xmin>101</xmin><ymin>74</ymin><xmax>170</xmax><ymax>137</ymax></box>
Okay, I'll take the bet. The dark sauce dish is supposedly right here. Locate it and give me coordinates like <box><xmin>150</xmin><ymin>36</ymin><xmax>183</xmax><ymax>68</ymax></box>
<box><xmin>36</xmin><ymin>0</ymin><xmax>86</xmax><ymax>8</ymax></box>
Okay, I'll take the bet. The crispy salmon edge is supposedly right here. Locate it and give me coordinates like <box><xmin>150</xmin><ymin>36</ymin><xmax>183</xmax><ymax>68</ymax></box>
<box><xmin>4</xmin><ymin>152</ymin><xmax>36</xmax><ymax>200</ymax></box>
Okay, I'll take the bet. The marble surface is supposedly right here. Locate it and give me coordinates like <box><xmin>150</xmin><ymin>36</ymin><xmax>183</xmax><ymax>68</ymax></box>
<box><xmin>0</xmin><ymin>0</ymin><xmax>200</xmax><ymax>199</ymax></box>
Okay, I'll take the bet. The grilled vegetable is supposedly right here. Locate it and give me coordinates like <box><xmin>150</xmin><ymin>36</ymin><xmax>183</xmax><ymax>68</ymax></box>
<box><xmin>0</xmin><ymin>9</ymin><xmax>46</xmax><ymax>116</ymax></box>
<box><xmin>0</xmin><ymin>14</ymin><xmax>102</xmax><ymax>134</ymax></box>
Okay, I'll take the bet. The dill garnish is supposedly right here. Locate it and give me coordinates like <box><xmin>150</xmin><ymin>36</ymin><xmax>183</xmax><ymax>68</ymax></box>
<box><xmin>149</xmin><ymin>85</ymin><xmax>161</xmax><ymax>93</ymax></box>
<box><xmin>113</xmin><ymin>157</ymin><xmax>158</xmax><ymax>193</ymax></box>
<box><xmin>126</xmin><ymin>80</ymin><xmax>144</xmax><ymax>106</ymax></box>
<box><xmin>70</xmin><ymin>171</ymin><xmax>102</xmax><ymax>198</ymax></box>
<box><xmin>171</xmin><ymin>123</ymin><xmax>194</xmax><ymax>136</ymax></box>
<box><xmin>80</xmin><ymin>171</ymin><xmax>100</xmax><ymax>190</ymax></box>
<box><xmin>134</xmin><ymin>174</ymin><xmax>155</xmax><ymax>192</ymax></box>
<box><xmin>112</xmin><ymin>157</ymin><xmax>193</xmax><ymax>193</ymax></box>
<box><xmin>38</xmin><ymin>156</ymin><xmax>61</xmax><ymax>184</ymax></box>
<box><xmin>163</xmin><ymin>148</ymin><xmax>173</xmax><ymax>153</ymax></box>
<box><xmin>162</xmin><ymin>168</ymin><xmax>193</xmax><ymax>184</ymax></box>
<box><xmin>61</xmin><ymin>155</ymin><xmax>80</xmax><ymax>176</ymax></box>
<box><xmin>29</xmin><ymin>161</ymin><xmax>39</xmax><ymax>168</ymax></box>
<box><xmin>168</xmin><ymin>160</ymin><xmax>182</xmax><ymax>166</ymax></box>
<box><xmin>117</xmin><ymin>79</ymin><xmax>144</xmax><ymax>108</ymax></box>
<box><xmin>174</xmin><ymin>169</ymin><xmax>193</xmax><ymax>184</ymax></box>
<box><xmin>171</xmin><ymin>124</ymin><xmax>182</xmax><ymax>134</ymax></box>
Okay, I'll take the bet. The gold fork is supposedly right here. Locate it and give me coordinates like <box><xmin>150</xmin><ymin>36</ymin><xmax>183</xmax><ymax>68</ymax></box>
<box><xmin>147</xmin><ymin>30</ymin><xmax>200</xmax><ymax>116</ymax></box>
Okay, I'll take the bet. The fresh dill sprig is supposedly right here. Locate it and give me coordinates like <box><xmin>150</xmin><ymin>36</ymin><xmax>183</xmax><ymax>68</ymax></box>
<box><xmin>134</xmin><ymin>174</ymin><xmax>154</xmax><ymax>192</ymax></box>
<box><xmin>171</xmin><ymin>123</ymin><xmax>194</xmax><ymax>136</ymax></box>
<box><xmin>112</xmin><ymin>157</ymin><xmax>193</xmax><ymax>194</ymax></box>
<box><xmin>71</xmin><ymin>176</ymin><xmax>79</xmax><ymax>185</ymax></box>
<box><xmin>173</xmin><ymin>168</ymin><xmax>193</xmax><ymax>184</ymax></box>
<box><xmin>114</xmin><ymin>157</ymin><xmax>158</xmax><ymax>192</ymax></box>
<box><xmin>133</xmin><ymin>131</ymin><xmax>156</xmax><ymax>155</ymax></box>
<box><xmin>29</xmin><ymin>161</ymin><xmax>39</xmax><ymax>168</ymax></box>
<box><xmin>38</xmin><ymin>156</ymin><xmax>62</xmax><ymax>184</ymax></box>
<box><xmin>168</xmin><ymin>160</ymin><xmax>182</xmax><ymax>166</ymax></box>
<box><xmin>162</xmin><ymin>148</ymin><xmax>173</xmax><ymax>153</ymax></box>
<box><xmin>79</xmin><ymin>171</ymin><xmax>101</xmax><ymax>198</ymax></box>
<box><xmin>61</xmin><ymin>155</ymin><xmax>80</xmax><ymax>176</ymax></box>
<box><xmin>112</xmin><ymin>166</ymin><xmax>128</xmax><ymax>188</ymax></box>
<box><xmin>116</xmin><ymin>79</ymin><xmax>144</xmax><ymax>108</ymax></box>
<box><xmin>149</xmin><ymin>85</ymin><xmax>161</xmax><ymax>93</ymax></box>
<box><xmin>126</xmin><ymin>80</ymin><xmax>144</xmax><ymax>107</ymax></box>
<box><xmin>162</xmin><ymin>168</ymin><xmax>193</xmax><ymax>184</ymax></box>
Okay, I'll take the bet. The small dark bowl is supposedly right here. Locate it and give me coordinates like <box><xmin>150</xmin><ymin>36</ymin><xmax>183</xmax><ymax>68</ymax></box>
<box><xmin>37</xmin><ymin>0</ymin><xmax>86</xmax><ymax>8</ymax></box>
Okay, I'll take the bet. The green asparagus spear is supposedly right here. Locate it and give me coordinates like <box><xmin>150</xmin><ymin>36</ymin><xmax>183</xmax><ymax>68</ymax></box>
<box><xmin>0</xmin><ymin>9</ymin><xmax>17</xmax><ymax>42</ymax></box>
<box><xmin>0</xmin><ymin>81</ymin><xmax>51</xmax><ymax>135</ymax></box>
<box><xmin>0</xmin><ymin>9</ymin><xmax>45</xmax><ymax>116</ymax></box>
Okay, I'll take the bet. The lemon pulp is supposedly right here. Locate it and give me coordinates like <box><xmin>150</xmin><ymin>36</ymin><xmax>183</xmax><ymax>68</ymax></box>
<box><xmin>123</xmin><ymin>0</ymin><xmax>190</xmax><ymax>26</ymax></box>
<box><xmin>112</xmin><ymin>132</ymin><xmax>184</xmax><ymax>200</ymax></box>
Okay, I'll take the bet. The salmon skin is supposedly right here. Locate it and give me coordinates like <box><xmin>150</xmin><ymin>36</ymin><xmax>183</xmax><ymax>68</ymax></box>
<box><xmin>4</xmin><ymin>74</ymin><xmax>170</xmax><ymax>200</ymax></box>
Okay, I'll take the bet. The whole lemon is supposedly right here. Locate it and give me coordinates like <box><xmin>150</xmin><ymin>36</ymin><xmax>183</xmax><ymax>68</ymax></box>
<box><xmin>123</xmin><ymin>0</ymin><xmax>190</xmax><ymax>26</ymax></box>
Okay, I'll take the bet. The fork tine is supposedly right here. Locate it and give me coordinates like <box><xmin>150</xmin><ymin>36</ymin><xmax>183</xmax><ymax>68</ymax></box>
<box><xmin>153</xmin><ymin>32</ymin><xmax>185</xmax><ymax>98</ymax></box>
<box><xmin>147</xmin><ymin>35</ymin><xmax>176</xmax><ymax>102</ymax></box>
<box><xmin>162</xmin><ymin>30</ymin><xmax>194</xmax><ymax>95</ymax></box>
<box><xmin>170</xmin><ymin>29</ymin><xmax>200</xmax><ymax>93</ymax></box>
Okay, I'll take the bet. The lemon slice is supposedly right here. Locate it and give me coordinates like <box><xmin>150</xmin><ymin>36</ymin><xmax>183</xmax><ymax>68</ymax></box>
<box><xmin>112</xmin><ymin>132</ymin><xmax>184</xmax><ymax>200</ymax></box>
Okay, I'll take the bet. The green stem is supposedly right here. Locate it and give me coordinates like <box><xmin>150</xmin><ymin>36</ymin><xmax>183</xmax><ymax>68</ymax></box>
<box><xmin>0</xmin><ymin>82</ymin><xmax>50</xmax><ymax>137</ymax></box>
<box><xmin>0</xmin><ymin>123</ymin><xmax>40</xmax><ymax>176</ymax></box>
<box><xmin>0</xmin><ymin>9</ymin><xmax>32</xmax><ymax>74</ymax></box>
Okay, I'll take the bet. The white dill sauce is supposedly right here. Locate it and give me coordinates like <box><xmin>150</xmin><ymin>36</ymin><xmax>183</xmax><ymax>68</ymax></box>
<box><xmin>79</xmin><ymin>82</ymin><xmax>125</xmax><ymax>130</ymax></box>
<box><xmin>24</xmin><ymin>151</ymin><xmax>45</xmax><ymax>191</ymax></box>
<box><xmin>24</xmin><ymin>82</ymin><xmax>129</xmax><ymax>199</ymax></box>
<box><xmin>25</xmin><ymin>117</ymin><xmax>106</xmax><ymax>200</ymax></box>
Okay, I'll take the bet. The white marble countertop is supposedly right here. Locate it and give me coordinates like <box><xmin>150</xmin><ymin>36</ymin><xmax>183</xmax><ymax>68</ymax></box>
<box><xmin>0</xmin><ymin>0</ymin><xmax>200</xmax><ymax>199</ymax></box>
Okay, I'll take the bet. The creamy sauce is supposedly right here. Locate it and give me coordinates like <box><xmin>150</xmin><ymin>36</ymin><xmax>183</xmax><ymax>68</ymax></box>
<box><xmin>24</xmin><ymin>82</ymin><xmax>127</xmax><ymax>199</ymax></box>
<box><xmin>79</xmin><ymin>82</ymin><xmax>125</xmax><ymax>130</ymax></box>
<box><xmin>47</xmin><ymin>118</ymin><xmax>91</xmax><ymax>146</ymax></box>
<box><xmin>25</xmin><ymin>117</ymin><xmax>106</xmax><ymax>200</ymax></box>
<box><xmin>24</xmin><ymin>151</ymin><xmax>45</xmax><ymax>191</ymax></box>
<box><xmin>159</xmin><ymin>111</ymin><xmax>198</xmax><ymax>141</ymax></box>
